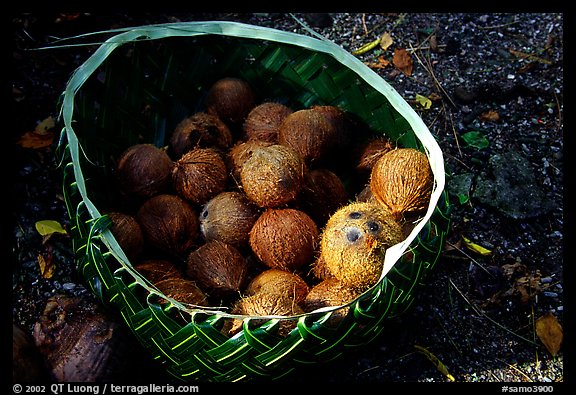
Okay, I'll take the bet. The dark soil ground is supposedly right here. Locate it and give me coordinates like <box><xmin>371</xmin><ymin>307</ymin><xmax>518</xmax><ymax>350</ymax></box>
<box><xmin>11</xmin><ymin>12</ymin><xmax>566</xmax><ymax>387</ymax></box>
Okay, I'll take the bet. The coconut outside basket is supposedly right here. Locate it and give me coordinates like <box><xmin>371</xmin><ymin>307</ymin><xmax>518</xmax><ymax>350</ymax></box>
<box><xmin>55</xmin><ymin>21</ymin><xmax>451</xmax><ymax>382</ymax></box>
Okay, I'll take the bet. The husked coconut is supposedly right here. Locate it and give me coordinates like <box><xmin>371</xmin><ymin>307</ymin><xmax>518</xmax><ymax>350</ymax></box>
<box><xmin>370</xmin><ymin>147</ymin><xmax>433</xmax><ymax>220</ymax></box>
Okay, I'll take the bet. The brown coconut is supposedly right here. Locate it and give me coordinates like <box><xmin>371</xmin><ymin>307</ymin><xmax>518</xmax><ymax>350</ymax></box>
<box><xmin>249</xmin><ymin>208</ymin><xmax>319</xmax><ymax>272</ymax></box>
<box><xmin>370</xmin><ymin>147</ymin><xmax>434</xmax><ymax>220</ymax></box>
<box><xmin>199</xmin><ymin>191</ymin><xmax>260</xmax><ymax>249</ymax></box>
<box><xmin>225</xmin><ymin>293</ymin><xmax>304</xmax><ymax>337</ymax></box>
<box><xmin>115</xmin><ymin>143</ymin><xmax>173</xmax><ymax>200</ymax></box>
<box><xmin>245</xmin><ymin>269</ymin><xmax>309</xmax><ymax>304</ymax></box>
<box><xmin>310</xmin><ymin>105</ymin><xmax>352</xmax><ymax>148</ymax></box>
<box><xmin>240</xmin><ymin>144</ymin><xmax>304</xmax><ymax>208</ymax></box>
<box><xmin>154</xmin><ymin>278</ymin><xmax>208</xmax><ymax>306</ymax></box>
<box><xmin>205</xmin><ymin>77</ymin><xmax>256</xmax><ymax>131</ymax></box>
<box><xmin>303</xmin><ymin>277</ymin><xmax>364</xmax><ymax>326</ymax></box>
<box><xmin>227</xmin><ymin>139</ymin><xmax>273</xmax><ymax>182</ymax></box>
<box><xmin>172</xmin><ymin>147</ymin><xmax>228</xmax><ymax>206</ymax></box>
<box><xmin>242</xmin><ymin>101</ymin><xmax>294</xmax><ymax>143</ymax></box>
<box><xmin>320</xmin><ymin>201</ymin><xmax>404</xmax><ymax>290</ymax></box>
<box><xmin>355</xmin><ymin>136</ymin><xmax>395</xmax><ymax>174</ymax></box>
<box><xmin>32</xmin><ymin>295</ymin><xmax>128</xmax><ymax>382</ymax></box>
<box><xmin>135</xmin><ymin>194</ymin><xmax>200</xmax><ymax>258</ymax></box>
<box><xmin>186</xmin><ymin>240</ymin><xmax>248</xmax><ymax>299</ymax></box>
<box><xmin>106</xmin><ymin>211</ymin><xmax>144</xmax><ymax>261</ymax></box>
<box><xmin>299</xmin><ymin>168</ymin><xmax>349</xmax><ymax>226</ymax></box>
<box><xmin>169</xmin><ymin>112</ymin><xmax>233</xmax><ymax>159</ymax></box>
<box><xmin>134</xmin><ymin>259</ymin><xmax>182</xmax><ymax>284</ymax></box>
<box><xmin>278</xmin><ymin>108</ymin><xmax>339</xmax><ymax>165</ymax></box>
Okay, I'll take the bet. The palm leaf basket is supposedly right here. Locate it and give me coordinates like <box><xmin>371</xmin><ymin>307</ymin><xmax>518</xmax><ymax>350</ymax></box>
<box><xmin>55</xmin><ymin>20</ymin><xmax>451</xmax><ymax>382</ymax></box>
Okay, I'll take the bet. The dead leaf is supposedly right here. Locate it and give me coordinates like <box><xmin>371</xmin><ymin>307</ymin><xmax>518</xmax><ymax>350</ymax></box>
<box><xmin>480</xmin><ymin>110</ymin><xmax>500</xmax><ymax>122</ymax></box>
<box><xmin>352</xmin><ymin>38</ymin><xmax>381</xmax><ymax>55</ymax></box>
<box><xmin>17</xmin><ymin>116</ymin><xmax>56</xmax><ymax>149</ymax></box>
<box><xmin>415</xmin><ymin>94</ymin><xmax>432</xmax><ymax>110</ymax></box>
<box><xmin>535</xmin><ymin>312</ymin><xmax>563</xmax><ymax>356</ymax></box>
<box><xmin>35</xmin><ymin>220</ymin><xmax>68</xmax><ymax>236</ymax></box>
<box><xmin>414</xmin><ymin>345</ymin><xmax>455</xmax><ymax>382</ymax></box>
<box><xmin>379</xmin><ymin>32</ymin><xmax>393</xmax><ymax>51</ymax></box>
<box><xmin>37</xmin><ymin>252</ymin><xmax>55</xmax><ymax>279</ymax></box>
<box><xmin>392</xmin><ymin>48</ymin><xmax>413</xmax><ymax>76</ymax></box>
<box><xmin>462</xmin><ymin>236</ymin><xmax>492</xmax><ymax>256</ymax></box>
<box><xmin>365</xmin><ymin>55</ymin><xmax>391</xmax><ymax>69</ymax></box>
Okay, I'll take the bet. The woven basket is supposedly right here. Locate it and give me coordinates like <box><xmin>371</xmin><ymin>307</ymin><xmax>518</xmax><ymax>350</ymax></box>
<box><xmin>55</xmin><ymin>21</ymin><xmax>451</xmax><ymax>382</ymax></box>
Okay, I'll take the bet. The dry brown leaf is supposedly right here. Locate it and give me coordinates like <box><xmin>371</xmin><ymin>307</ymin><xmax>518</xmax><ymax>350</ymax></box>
<box><xmin>535</xmin><ymin>312</ymin><xmax>563</xmax><ymax>356</ymax></box>
<box><xmin>37</xmin><ymin>252</ymin><xmax>55</xmax><ymax>279</ymax></box>
<box><xmin>392</xmin><ymin>48</ymin><xmax>413</xmax><ymax>76</ymax></box>
<box><xmin>365</xmin><ymin>55</ymin><xmax>391</xmax><ymax>69</ymax></box>
<box><xmin>17</xmin><ymin>116</ymin><xmax>56</xmax><ymax>149</ymax></box>
<box><xmin>480</xmin><ymin>110</ymin><xmax>500</xmax><ymax>122</ymax></box>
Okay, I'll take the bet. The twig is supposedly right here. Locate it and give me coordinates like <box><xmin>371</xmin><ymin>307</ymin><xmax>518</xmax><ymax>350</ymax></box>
<box><xmin>409</xmin><ymin>41</ymin><xmax>457</xmax><ymax>109</ymax></box>
<box><xmin>361</xmin><ymin>13</ymin><xmax>368</xmax><ymax>36</ymax></box>
<box><xmin>476</xmin><ymin>20</ymin><xmax>521</xmax><ymax>30</ymax></box>
<box><xmin>494</xmin><ymin>357</ymin><xmax>534</xmax><ymax>382</ymax></box>
<box><xmin>448</xmin><ymin>279</ymin><xmax>541</xmax><ymax>348</ymax></box>
<box><xmin>445</xmin><ymin>241</ymin><xmax>492</xmax><ymax>276</ymax></box>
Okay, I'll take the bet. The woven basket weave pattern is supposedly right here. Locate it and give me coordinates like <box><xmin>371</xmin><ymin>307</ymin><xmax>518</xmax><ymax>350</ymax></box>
<box><xmin>57</xmin><ymin>24</ymin><xmax>450</xmax><ymax>382</ymax></box>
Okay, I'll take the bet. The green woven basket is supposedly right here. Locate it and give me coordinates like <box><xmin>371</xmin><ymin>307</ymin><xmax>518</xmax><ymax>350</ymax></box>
<box><xmin>55</xmin><ymin>21</ymin><xmax>451</xmax><ymax>382</ymax></box>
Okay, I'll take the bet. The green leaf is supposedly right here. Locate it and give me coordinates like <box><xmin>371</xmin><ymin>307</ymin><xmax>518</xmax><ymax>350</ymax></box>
<box><xmin>461</xmin><ymin>131</ymin><xmax>489</xmax><ymax>150</ymax></box>
<box><xmin>456</xmin><ymin>193</ymin><xmax>470</xmax><ymax>205</ymax></box>
<box><xmin>35</xmin><ymin>220</ymin><xmax>68</xmax><ymax>236</ymax></box>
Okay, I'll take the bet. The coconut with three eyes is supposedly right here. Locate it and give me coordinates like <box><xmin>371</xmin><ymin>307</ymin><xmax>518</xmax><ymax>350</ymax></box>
<box><xmin>319</xmin><ymin>201</ymin><xmax>404</xmax><ymax>291</ymax></box>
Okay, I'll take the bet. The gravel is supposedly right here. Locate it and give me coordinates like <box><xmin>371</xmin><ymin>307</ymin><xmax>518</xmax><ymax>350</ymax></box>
<box><xmin>11</xmin><ymin>12</ymin><xmax>564</xmax><ymax>385</ymax></box>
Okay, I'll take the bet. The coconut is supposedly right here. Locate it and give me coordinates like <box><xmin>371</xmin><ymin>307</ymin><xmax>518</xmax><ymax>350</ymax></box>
<box><xmin>225</xmin><ymin>292</ymin><xmax>304</xmax><ymax>337</ymax></box>
<box><xmin>240</xmin><ymin>144</ymin><xmax>304</xmax><ymax>208</ymax></box>
<box><xmin>154</xmin><ymin>278</ymin><xmax>208</xmax><ymax>306</ymax></box>
<box><xmin>310</xmin><ymin>105</ymin><xmax>352</xmax><ymax>148</ymax></box>
<box><xmin>172</xmin><ymin>147</ymin><xmax>228</xmax><ymax>206</ymax></box>
<box><xmin>245</xmin><ymin>269</ymin><xmax>309</xmax><ymax>304</ymax></box>
<box><xmin>320</xmin><ymin>201</ymin><xmax>404</xmax><ymax>290</ymax></box>
<box><xmin>135</xmin><ymin>194</ymin><xmax>200</xmax><ymax>258</ymax></box>
<box><xmin>299</xmin><ymin>168</ymin><xmax>349</xmax><ymax>226</ymax></box>
<box><xmin>186</xmin><ymin>240</ymin><xmax>248</xmax><ymax>299</ymax></box>
<box><xmin>205</xmin><ymin>77</ymin><xmax>256</xmax><ymax>132</ymax></box>
<box><xmin>303</xmin><ymin>277</ymin><xmax>363</xmax><ymax>326</ymax></box>
<box><xmin>370</xmin><ymin>147</ymin><xmax>434</xmax><ymax>220</ymax></box>
<box><xmin>278</xmin><ymin>108</ymin><xmax>339</xmax><ymax>166</ymax></box>
<box><xmin>199</xmin><ymin>191</ymin><xmax>260</xmax><ymax>249</ymax></box>
<box><xmin>106</xmin><ymin>211</ymin><xmax>144</xmax><ymax>261</ymax></box>
<box><xmin>355</xmin><ymin>137</ymin><xmax>395</xmax><ymax>175</ymax></box>
<box><xmin>242</xmin><ymin>101</ymin><xmax>293</xmax><ymax>143</ymax></box>
<box><xmin>249</xmin><ymin>208</ymin><xmax>319</xmax><ymax>272</ymax></box>
<box><xmin>169</xmin><ymin>112</ymin><xmax>233</xmax><ymax>159</ymax></box>
<box><xmin>134</xmin><ymin>259</ymin><xmax>182</xmax><ymax>284</ymax></box>
<box><xmin>227</xmin><ymin>139</ymin><xmax>273</xmax><ymax>182</ymax></box>
<box><xmin>115</xmin><ymin>143</ymin><xmax>173</xmax><ymax>200</ymax></box>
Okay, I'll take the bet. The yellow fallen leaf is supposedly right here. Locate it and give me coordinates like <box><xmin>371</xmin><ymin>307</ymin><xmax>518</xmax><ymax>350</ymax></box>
<box><xmin>35</xmin><ymin>116</ymin><xmax>56</xmax><ymax>133</ymax></box>
<box><xmin>35</xmin><ymin>220</ymin><xmax>68</xmax><ymax>236</ymax></box>
<box><xmin>415</xmin><ymin>94</ymin><xmax>432</xmax><ymax>110</ymax></box>
<box><xmin>535</xmin><ymin>312</ymin><xmax>563</xmax><ymax>356</ymax></box>
<box><xmin>379</xmin><ymin>32</ymin><xmax>393</xmax><ymax>51</ymax></box>
<box><xmin>414</xmin><ymin>345</ymin><xmax>455</xmax><ymax>382</ymax></box>
<box><xmin>352</xmin><ymin>37</ymin><xmax>381</xmax><ymax>55</ymax></box>
<box><xmin>462</xmin><ymin>236</ymin><xmax>492</xmax><ymax>256</ymax></box>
